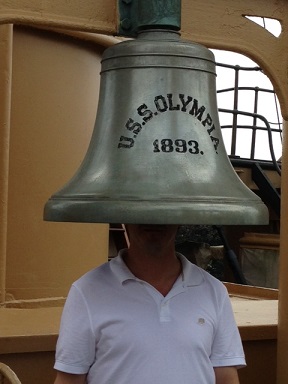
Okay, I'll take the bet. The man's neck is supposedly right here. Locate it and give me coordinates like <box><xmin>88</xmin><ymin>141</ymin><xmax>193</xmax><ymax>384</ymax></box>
<box><xmin>123</xmin><ymin>247</ymin><xmax>182</xmax><ymax>296</ymax></box>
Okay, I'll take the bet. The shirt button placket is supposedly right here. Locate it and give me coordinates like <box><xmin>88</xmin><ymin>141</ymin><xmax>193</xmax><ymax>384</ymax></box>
<box><xmin>160</xmin><ymin>300</ymin><xmax>171</xmax><ymax>322</ymax></box>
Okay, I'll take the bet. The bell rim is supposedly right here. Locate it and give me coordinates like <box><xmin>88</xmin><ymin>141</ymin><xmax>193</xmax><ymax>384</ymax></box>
<box><xmin>44</xmin><ymin>198</ymin><xmax>269</xmax><ymax>225</ymax></box>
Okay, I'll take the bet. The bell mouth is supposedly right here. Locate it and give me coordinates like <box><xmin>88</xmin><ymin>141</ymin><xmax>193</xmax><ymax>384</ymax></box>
<box><xmin>44</xmin><ymin>196</ymin><xmax>268</xmax><ymax>225</ymax></box>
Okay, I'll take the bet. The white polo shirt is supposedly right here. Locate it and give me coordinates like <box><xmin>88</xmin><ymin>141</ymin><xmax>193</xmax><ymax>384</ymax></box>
<box><xmin>55</xmin><ymin>252</ymin><xmax>246</xmax><ymax>384</ymax></box>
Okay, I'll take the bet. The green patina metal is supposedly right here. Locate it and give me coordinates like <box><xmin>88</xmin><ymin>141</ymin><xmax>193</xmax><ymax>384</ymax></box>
<box><xmin>118</xmin><ymin>0</ymin><xmax>181</xmax><ymax>37</ymax></box>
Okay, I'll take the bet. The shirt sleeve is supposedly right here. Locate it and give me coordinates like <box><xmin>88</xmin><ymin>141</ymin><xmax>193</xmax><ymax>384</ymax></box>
<box><xmin>54</xmin><ymin>284</ymin><xmax>96</xmax><ymax>374</ymax></box>
<box><xmin>210</xmin><ymin>285</ymin><xmax>246</xmax><ymax>369</ymax></box>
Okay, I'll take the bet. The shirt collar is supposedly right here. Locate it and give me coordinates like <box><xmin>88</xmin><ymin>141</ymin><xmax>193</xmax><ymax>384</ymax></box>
<box><xmin>110</xmin><ymin>249</ymin><xmax>204</xmax><ymax>287</ymax></box>
<box><xmin>176</xmin><ymin>253</ymin><xmax>204</xmax><ymax>286</ymax></box>
<box><xmin>109</xmin><ymin>249</ymin><xmax>137</xmax><ymax>284</ymax></box>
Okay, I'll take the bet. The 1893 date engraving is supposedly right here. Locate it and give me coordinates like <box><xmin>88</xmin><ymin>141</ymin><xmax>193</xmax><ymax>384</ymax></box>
<box><xmin>153</xmin><ymin>139</ymin><xmax>203</xmax><ymax>154</ymax></box>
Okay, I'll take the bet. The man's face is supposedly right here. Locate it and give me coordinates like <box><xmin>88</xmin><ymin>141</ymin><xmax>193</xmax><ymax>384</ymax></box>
<box><xmin>125</xmin><ymin>224</ymin><xmax>179</xmax><ymax>255</ymax></box>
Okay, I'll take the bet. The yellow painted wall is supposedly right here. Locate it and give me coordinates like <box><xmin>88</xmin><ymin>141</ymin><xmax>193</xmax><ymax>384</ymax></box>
<box><xmin>5</xmin><ymin>26</ymin><xmax>109</xmax><ymax>301</ymax></box>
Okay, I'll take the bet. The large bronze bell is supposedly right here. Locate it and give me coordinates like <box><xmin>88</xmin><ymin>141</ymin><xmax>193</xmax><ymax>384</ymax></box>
<box><xmin>44</xmin><ymin>29</ymin><xmax>268</xmax><ymax>225</ymax></box>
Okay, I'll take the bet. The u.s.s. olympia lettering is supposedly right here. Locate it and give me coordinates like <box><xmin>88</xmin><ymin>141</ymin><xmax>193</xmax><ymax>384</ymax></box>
<box><xmin>117</xmin><ymin>93</ymin><xmax>220</xmax><ymax>154</ymax></box>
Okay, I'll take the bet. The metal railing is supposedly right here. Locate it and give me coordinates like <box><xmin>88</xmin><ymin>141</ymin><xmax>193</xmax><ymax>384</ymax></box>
<box><xmin>216</xmin><ymin>62</ymin><xmax>282</xmax><ymax>174</ymax></box>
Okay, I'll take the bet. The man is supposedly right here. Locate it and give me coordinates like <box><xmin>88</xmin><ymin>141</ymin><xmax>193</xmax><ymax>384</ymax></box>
<box><xmin>54</xmin><ymin>224</ymin><xmax>245</xmax><ymax>384</ymax></box>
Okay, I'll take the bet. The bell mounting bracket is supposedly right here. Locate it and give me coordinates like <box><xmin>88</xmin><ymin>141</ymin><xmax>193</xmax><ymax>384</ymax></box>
<box><xmin>118</xmin><ymin>0</ymin><xmax>181</xmax><ymax>37</ymax></box>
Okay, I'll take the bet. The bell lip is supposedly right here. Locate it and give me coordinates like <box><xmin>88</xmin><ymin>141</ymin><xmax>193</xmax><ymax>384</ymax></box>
<box><xmin>43</xmin><ymin>198</ymin><xmax>269</xmax><ymax>226</ymax></box>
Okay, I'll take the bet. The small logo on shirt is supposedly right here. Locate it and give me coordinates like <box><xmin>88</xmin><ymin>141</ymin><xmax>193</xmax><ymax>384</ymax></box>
<box><xmin>197</xmin><ymin>318</ymin><xmax>205</xmax><ymax>325</ymax></box>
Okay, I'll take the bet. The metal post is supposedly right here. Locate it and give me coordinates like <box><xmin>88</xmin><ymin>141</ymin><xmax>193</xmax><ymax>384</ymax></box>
<box><xmin>231</xmin><ymin>66</ymin><xmax>239</xmax><ymax>157</ymax></box>
<box><xmin>250</xmin><ymin>87</ymin><xmax>259</xmax><ymax>159</ymax></box>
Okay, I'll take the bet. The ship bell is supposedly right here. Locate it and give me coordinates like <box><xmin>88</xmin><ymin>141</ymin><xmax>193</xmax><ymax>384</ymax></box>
<box><xmin>44</xmin><ymin>21</ymin><xmax>268</xmax><ymax>225</ymax></box>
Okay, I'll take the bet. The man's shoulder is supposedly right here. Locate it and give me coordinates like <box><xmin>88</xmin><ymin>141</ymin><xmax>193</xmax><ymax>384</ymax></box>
<box><xmin>185</xmin><ymin>258</ymin><xmax>227</xmax><ymax>295</ymax></box>
<box><xmin>180</xmin><ymin>253</ymin><xmax>224</xmax><ymax>287</ymax></box>
<box><xmin>73</xmin><ymin>261</ymin><xmax>112</xmax><ymax>288</ymax></box>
